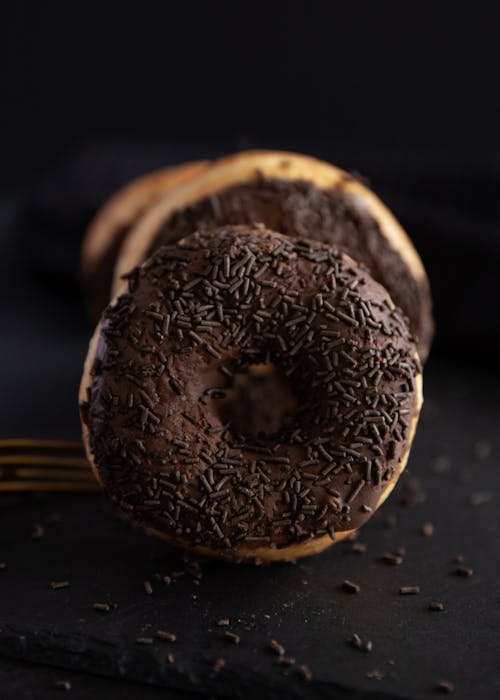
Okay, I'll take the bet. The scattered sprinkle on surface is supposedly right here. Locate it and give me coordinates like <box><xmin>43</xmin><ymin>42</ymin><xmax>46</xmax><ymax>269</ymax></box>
<box><xmin>366</xmin><ymin>668</ymin><xmax>384</xmax><ymax>680</ymax></box>
<box><xmin>93</xmin><ymin>602</ymin><xmax>116</xmax><ymax>613</ymax></box>
<box><xmin>212</xmin><ymin>657</ymin><xmax>226</xmax><ymax>673</ymax></box>
<box><xmin>399</xmin><ymin>585</ymin><xmax>420</xmax><ymax>595</ymax></box>
<box><xmin>50</xmin><ymin>581</ymin><xmax>69</xmax><ymax>590</ymax></box>
<box><xmin>298</xmin><ymin>664</ymin><xmax>312</xmax><ymax>682</ymax></box>
<box><xmin>224</xmin><ymin>631</ymin><xmax>240</xmax><ymax>645</ymax></box>
<box><xmin>156</xmin><ymin>630</ymin><xmax>176</xmax><ymax>642</ymax></box>
<box><xmin>270</xmin><ymin>639</ymin><xmax>286</xmax><ymax>656</ymax></box>
<box><xmin>342</xmin><ymin>579</ymin><xmax>361</xmax><ymax>594</ymax></box>
<box><xmin>380</xmin><ymin>551</ymin><xmax>403</xmax><ymax>565</ymax></box>
<box><xmin>420</xmin><ymin>522</ymin><xmax>434</xmax><ymax>537</ymax></box>
<box><xmin>436</xmin><ymin>679</ymin><xmax>455</xmax><ymax>693</ymax></box>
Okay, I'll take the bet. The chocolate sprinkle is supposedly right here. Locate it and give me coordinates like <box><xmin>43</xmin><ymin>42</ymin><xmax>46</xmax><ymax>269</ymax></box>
<box><xmin>436</xmin><ymin>679</ymin><xmax>455</xmax><ymax>694</ymax></box>
<box><xmin>212</xmin><ymin>657</ymin><xmax>226</xmax><ymax>673</ymax></box>
<box><xmin>54</xmin><ymin>680</ymin><xmax>72</xmax><ymax>691</ymax></box>
<box><xmin>380</xmin><ymin>551</ymin><xmax>403</xmax><ymax>566</ymax></box>
<box><xmin>278</xmin><ymin>656</ymin><xmax>296</xmax><ymax>666</ymax></box>
<box><xmin>50</xmin><ymin>581</ymin><xmax>69</xmax><ymax>590</ymax></box>
<box><xmin>342</xmin><ymin>579</ymin><xmax>361</xmax><ymax>594</ymax></box>
<box><xmin>270</xmin><ymin>639</ymin><xmax>286</xmax><ymax>656</ymax></box>
<box><xmin>156</xmin><ymin>630</ymin><xmax>176</xmax><ymax>642</ymax></box>
<box><xmin>366</xmin><ymin>668</ymin><xmax>384</xmax><ymax>680</ymax></box>
<box><xmin>350</xmin><ymin>633</ymin><xmax>372</xmax><ymax>652</ymax></box>
<box><xmin>420</xmin><ymin>521</ymin><xmax>434</xmax><ymax>537</ymax></box>
<box><xmin>399</xmin><ymin>585</ymin><xmax>420</xmax><ymax>595</ymax></box>
<box><xmin>224</xmin><ymin>631</ymin><xmax>241</xmax><ymax>645</ymax></box>
<box><xmin>298</xmin><ymin>664</ymin><xmax>313</xmax><ymax>682</ymax></box>
<box><xmin>349</xmin><ymin>542</ymin><xmax>367</xmax><ymax>554</ymax></box>
<box><xmin>93</xmin><ymin>602</ymin><xmax>116</xmax><ymax>613</ymax></box>
<box><xmin>351</xmin><ymin>633</ymin><xmax>362</xmax><ymax>649</ymax></box>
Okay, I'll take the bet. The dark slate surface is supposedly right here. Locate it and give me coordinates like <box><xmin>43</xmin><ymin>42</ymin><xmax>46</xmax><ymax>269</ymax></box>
<box><xmin>0</xmin><ymin>363</ymin><xmax>498</xmax><ymax>700</ymax></box>
<box><xmin>1</xmin><ymin>147</ymin><xmax>499</xmax><ymax>698</ymax></box>
<box><xmin>0</xmin><ymin>656</ymin><xmax>202</xmax><ymax>700</ymax></box>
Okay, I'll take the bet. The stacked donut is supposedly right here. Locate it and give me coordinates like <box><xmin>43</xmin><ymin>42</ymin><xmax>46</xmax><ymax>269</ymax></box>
<box><xmin>80</xmin><ymin>151</ymin><xmax>432</xmax><ymax>562</ymax></box>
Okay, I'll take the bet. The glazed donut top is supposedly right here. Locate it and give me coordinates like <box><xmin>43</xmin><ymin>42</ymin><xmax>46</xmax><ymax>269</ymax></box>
<box><xmin>143</xmin><ymin>176</ymin><xmax>433</xmax><ymax>362</ymax></box>
<box><xmin>82</xmin><ymin>226</ymin><xmax>421</xmax><ymax>553</ymax></box>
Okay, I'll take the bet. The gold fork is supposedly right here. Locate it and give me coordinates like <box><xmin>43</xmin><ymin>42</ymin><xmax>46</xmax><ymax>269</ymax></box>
<box><xmin>0</xmin><ymin>439</ymin><xmax>99</xmax><ymax>492</ymax></box>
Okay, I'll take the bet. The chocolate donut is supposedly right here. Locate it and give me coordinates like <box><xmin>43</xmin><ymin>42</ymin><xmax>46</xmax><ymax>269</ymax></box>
<box><xmin>80</xmin><ymin>225</ymin><xmax>423</xmax><ymax>562</ymax></box>
<box><xmin>114</xmin><ymin>151</ymin><xmax>433</xmax><ymax>362</ymax></box>
<box><xmin>81</xmin><ymin>160</ymin><xmax>209</xmax><ymax>323</ymax></box>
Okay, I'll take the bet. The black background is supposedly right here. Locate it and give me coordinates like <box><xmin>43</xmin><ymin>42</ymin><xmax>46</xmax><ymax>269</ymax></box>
<box><xmin>3</xmin><ymin>0</ymin><xmax>500</xmax><ymax>364</ymax></box>
<box><xmin>3</xmin><ymin>1</ymin><xmax>500</xmax><ymax>178</ymax></box>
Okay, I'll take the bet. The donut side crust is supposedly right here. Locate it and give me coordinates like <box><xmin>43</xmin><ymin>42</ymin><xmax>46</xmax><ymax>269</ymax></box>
<box><xmin>82</xmin><ymin>161</ymin><xmax>209</xmax><ymax>272</ymax></box>
<box><xmin>81</xmin><ymin>161</ymin><xmax>209</xmax><ymax>321</ymax></box>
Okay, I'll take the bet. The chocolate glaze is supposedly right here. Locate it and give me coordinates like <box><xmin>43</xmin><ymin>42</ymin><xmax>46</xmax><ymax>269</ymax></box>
<box><xmin>82</xmin><ymin>226</ymin><xmax>421</xmax><ymax>556</ymax></box>
<box><xmin>148</xmin><ymin>178</ymin><xmax>433</xmax><ymax>361</ymax></box>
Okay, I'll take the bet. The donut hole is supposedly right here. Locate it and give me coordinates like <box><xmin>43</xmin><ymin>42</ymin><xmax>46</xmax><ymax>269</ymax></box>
<box><xmin>214</xmin><ymin>362</ymin><xmax>298</xmax><ymax>439</ymax></box>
